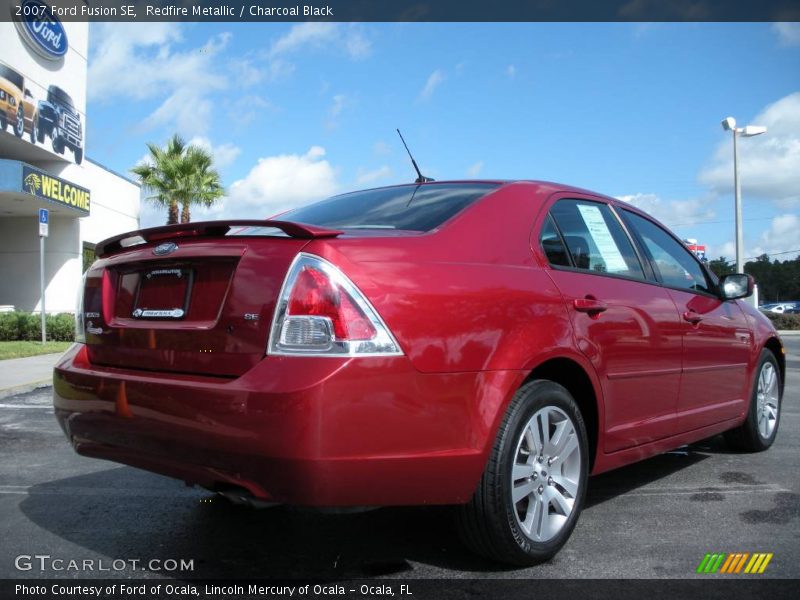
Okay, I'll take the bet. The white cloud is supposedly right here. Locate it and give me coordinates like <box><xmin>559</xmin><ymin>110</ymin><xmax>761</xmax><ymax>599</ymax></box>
<box><xmin>227</xmin><ymin>95</ymin><xmax>275</xmax><ymax>128</ymax></box>
<box><xmin>712</xmin><ymin>214</ymin><xmax>800</xmax><ymax>262</ymax></box>
<box><xmin>373</xmin><ymin>140</ymin><xmax>392</xmax><ymax>156</ymax></box>
<box><xmin>268</xmin><ymin>23</ymin><xmax>371</xmax><ymax>60</ymax></box>
<box><xmin>466</xmin><ymin>161</ymin><xmax>484</xmax><ymax>177</ymax></box>
<box><xmin>505</xmin><ymin>65</ymin><xmax>516</xmax><ymax>78</ymax></box>
<box><xmin>201</xmin><ymin>146</ymin><xmax>339</xmax><ymax>220</ymax></box>
<box><xmin>773</xmin><ymin>23</ymin><xmax>800</xmax><ymax>46</ymax></box>
<box><xmin>418</xmin><ymin>69</ymin><xmax>445</xmax><ymax>101</ymax></box>
<box><xmin>356</xmin><ymin>165</ymin><xmax>392</xmax><ymax>185</ymax></box>
<box><xmin>329</xmin><ymin>94</ymin><xmax>347</xmax><ymax>118</ymax></box>
<box><xmin>699</xmin><ymin>92</ymin><xmax>800</xmax><ymax>209</ymax></box>
<box><xmin>749</xmin><ymin>214</ymin><xmax>800</xmax><ymax>258</ymax></box>
<box><xmin>89</xmin><ymin>24</ymin><xmax>231</xmax><ymax>136</ymax></box>
<box><xmin>713</xmin><ymin>241</ymin><xmax>736</xmax><ymax>261</ymax></box>
<box><xmin>89</xmin><ymin>23</ymin><xmax>369</xmax><ymax>137</ymax></box>
<box><xmin>615</xmin><ymin>192</ymin><xmax>715</xmax><ymax>230</ymax></box>
<box><xmin>324</xmin><ymin>94</ymin><xmax>351</xmax><ymax>131</ymax></box>
<box><xmin>187</xmin><ymin>137</ymin><xmax>241</xmax><ymax>169</ymax></box>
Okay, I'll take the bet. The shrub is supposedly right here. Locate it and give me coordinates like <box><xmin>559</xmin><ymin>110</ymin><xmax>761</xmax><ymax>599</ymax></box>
<box><xmin>762</xmin><ymin>311</ymin><xmax>800</xmax><ymax>331</ymax></box>
<box><xmin>0</xmin><ymin>311</ymin><xmax>75</xmax><ymax>341</ymax></box>
<box><xmin>47</xmin><ymin>313</ymin><xmax>76</xmax><ymax>341</ymax></box>
<box><xmin>0</xmin><ymin>312</ymin><xmax>21</xmax><ymax>341</ymax></box>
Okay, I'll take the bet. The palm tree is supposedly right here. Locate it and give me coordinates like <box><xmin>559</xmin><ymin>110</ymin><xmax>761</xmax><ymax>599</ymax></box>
<box><xmin>131</xmin><ymin>135</ymin><xmax>224</xmax><ymax>225</ymax></box>
<box><xmin>179</xmin><ymin>146</ymin><xmax>224</xmax><ymax>223</ymax></box>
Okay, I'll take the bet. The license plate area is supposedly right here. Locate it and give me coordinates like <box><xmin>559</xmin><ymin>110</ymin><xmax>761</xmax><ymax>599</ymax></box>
<box><xmin>132</xmin><ymin>267</ymin><xmax>193</xmax><ymax>319</ymax></box>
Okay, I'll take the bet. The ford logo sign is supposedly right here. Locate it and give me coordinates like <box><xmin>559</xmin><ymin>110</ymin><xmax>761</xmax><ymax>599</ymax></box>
<box><xmin>14</xmin><ymin>0</ymin><xmax>68</xmax><ymax>61</ymax></box>
<box><xmin>153</xmin><ymin>242</ymin><xmax>178</xmax><ymax>256</ymax></box>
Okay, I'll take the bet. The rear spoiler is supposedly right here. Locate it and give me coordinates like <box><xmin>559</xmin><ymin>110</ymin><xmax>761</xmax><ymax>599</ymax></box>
<box><xmin>95</xmin><ymin>220</ymin><xmax>343</xmax><ymax>258</ymax></box>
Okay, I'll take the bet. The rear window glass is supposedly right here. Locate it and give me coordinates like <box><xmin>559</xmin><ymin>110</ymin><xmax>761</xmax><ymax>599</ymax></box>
<box><xmin>48</xmin><ymin>86</ymin><xmax>75</xmax><ymax>110</ymax></box>
<box><xmin>279</xmin><ymin>183</ymin><xmax>501</xmax><ymax>232</ymax></box>
<box><xmin>0</xmin><ymin>64</ymin><xmax>23</xmax><ymax>90</ymax></box>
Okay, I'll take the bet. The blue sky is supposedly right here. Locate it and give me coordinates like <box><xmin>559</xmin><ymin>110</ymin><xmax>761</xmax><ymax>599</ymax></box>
<box><xmin>86</xmin><ymin>22</ymin><xmax>800</xmax><ymax>261</ymax></box>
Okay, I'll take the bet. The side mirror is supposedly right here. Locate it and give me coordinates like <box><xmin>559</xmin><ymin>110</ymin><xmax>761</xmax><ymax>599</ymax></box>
<box><xmin>719</xmin><ymin>273</ymin><xmax>754</xmax><ymax>300</ymax></box>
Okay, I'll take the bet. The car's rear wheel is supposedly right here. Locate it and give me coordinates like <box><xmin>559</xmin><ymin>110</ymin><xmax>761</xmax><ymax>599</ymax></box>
<box><xmin>456</xmin><ymin>380</ymin><xmax>588</xmax><ymax>565</ymax></box>
<box><xmin>724</xmin><ymin>349</ymin><xmax>782</xmax><ymax>452</ymax></box>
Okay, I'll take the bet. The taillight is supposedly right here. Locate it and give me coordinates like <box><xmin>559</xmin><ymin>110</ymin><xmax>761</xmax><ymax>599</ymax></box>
<box><xmin>268</xmin><ymin>253</ymin><xmax>402</xmax><ymax>356</ymax></box>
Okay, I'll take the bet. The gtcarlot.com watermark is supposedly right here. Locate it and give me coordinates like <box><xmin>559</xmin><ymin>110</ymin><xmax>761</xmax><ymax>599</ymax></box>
<box><xmin>15</xmin><ymin>554</ymin><xmax>194</xmax><ymax>572</ymax></box>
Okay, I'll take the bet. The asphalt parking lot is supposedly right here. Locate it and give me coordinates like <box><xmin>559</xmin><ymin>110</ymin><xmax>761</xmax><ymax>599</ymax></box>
<box><xmin>0</xmin><ymin>338</ymin><xmax>798</xmax><ymax>581</ymax></box>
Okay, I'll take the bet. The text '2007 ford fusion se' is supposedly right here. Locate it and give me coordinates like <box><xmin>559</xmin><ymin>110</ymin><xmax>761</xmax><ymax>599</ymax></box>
<box><xmin>53</xmin><ymin>180</ymin><xmax>784</xmax><ymax>565</ymax></box>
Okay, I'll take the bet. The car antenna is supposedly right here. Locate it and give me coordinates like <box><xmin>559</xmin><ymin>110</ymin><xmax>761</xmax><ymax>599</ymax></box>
<box><xmin>396</xmin><ymin>129</ymin><xmax>434</xmax><ymax>183</ymax></box>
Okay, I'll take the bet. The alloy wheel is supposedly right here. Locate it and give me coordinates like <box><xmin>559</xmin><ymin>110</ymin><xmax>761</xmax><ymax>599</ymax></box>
<box><xmin>511</xmin><ymin>406</ymin><xmax>581</xmax><ymax>541</ymax></box>
<box><xmin>756</xmin><ymin>362</ymin><xmax>779</xmax><ymax>439</ymax></box>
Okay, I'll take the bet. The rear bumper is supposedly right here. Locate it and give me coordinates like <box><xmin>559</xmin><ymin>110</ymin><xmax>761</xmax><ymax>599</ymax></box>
<box><xmin>54</xmin><ymin>344</ymin><xmax>523</xmax><ymax>506</ymax></box>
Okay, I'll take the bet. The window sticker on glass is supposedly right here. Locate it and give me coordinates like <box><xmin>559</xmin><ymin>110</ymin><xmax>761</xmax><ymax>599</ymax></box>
<box><xmin>576</xmin><ymin>204</ymin><xmax>628</xmax><ymax>273</ymax></box>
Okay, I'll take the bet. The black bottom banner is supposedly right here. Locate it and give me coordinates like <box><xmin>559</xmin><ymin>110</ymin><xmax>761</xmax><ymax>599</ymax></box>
<box><xmin>1</xmin><ymin>579</ymin><xmax>798</xmax><ymax>600</ymax></box>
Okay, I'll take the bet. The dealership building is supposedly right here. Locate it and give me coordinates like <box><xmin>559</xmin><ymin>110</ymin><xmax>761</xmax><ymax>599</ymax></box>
<box><xmin>0</xmin><ymin>17</ymin><xmax>140</xmax><ymax>314</ymax></box>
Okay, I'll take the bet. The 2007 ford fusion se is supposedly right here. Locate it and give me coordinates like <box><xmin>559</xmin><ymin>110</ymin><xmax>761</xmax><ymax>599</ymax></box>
<box><xmin>54</xmin><ymin>180</ymin><xmax>784</xmax><ymax>565</ymax></box>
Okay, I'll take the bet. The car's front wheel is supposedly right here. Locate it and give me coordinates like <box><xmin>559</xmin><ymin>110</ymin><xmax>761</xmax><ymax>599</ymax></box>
<box><xmin>14</xmin><ymin>107</ymin><xmax>24</xmax><ymax>137</ymax></box>
<box><xmin>456</xmin><ymin>380</ymin><xmax>588</xmax><ymax>565</ymax></box>
<box><xmin>52</xmin><ymin>133</ymin><xmax>65</xmax><ymax>155</ymax></box>
<box><xmin>724</xmin><ymin>349</ymin><xmax>782</xmax><ymax>452</ymax></box>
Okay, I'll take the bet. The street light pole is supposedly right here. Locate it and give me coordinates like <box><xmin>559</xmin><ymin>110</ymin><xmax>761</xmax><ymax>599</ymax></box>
<box><xmin>721</xmin><ymin>117</ymin><xmax>766</xmax><ymax>274</ymax></box>
<box><xmin>732</xmin><ymin>128</ymin><xmax>743</xmax><ymax>274</ymax></box>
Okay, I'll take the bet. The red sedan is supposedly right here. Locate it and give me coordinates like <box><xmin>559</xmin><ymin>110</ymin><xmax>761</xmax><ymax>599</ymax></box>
<box><xmin>54</xmin><ymin>180</ymin><xmax>785</xmax><ymax>565</ymax></box>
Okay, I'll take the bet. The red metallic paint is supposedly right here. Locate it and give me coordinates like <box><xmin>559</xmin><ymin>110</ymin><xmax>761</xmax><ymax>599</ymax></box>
<box><xmin>53</xmin><ymin>181</ymin><xmax>784</xmax><ymax>506</ymax></box>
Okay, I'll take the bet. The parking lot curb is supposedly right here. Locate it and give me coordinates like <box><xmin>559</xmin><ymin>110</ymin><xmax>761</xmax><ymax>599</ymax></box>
<box><xmin>777</xmin><ymin>330</ymin><xmax>800</xmax><ymax>337</ymax></box>
<box><xmin>0</xmin><ymin>379</ymin><xmax>52</xmax><ymax>400</ymax></box>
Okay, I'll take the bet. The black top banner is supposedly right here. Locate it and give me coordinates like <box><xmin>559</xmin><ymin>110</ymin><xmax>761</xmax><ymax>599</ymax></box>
<box><xmin>1</xmin><ymin>0</ymin><xmax>799</xmax><ymax>22</ymax></box>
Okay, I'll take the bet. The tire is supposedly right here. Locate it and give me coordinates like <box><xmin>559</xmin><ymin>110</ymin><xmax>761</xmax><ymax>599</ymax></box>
<box><xmin>36</xmin><ymin>120</ymin><xmax>45</xmax><ymax>143</ymax></box>
<box><xmin>74</xmin><ymin>147</ymin><xmax>83</xmax><ymax>164</ymax></box>
<box><xmin>52</xmin><ymin>134</ymin><xmax>64</xmax><ymax>155</ymax></box>
<box><xmin>456</xmin><ymin>380</ymin><xmax>589</xmax><ymax>565</ymax></box>
<box><xmin>31</xmin><ymin>116</ymin><xmax>39</xmax><ymax>144</ymax></box>
<box><xmin>14</xmin><ymin>107</ymin><xmax>24</xmax><ymax>137</ymax></box>
<box><xmin>724</xmin><ymin>349</ymin><xmax>782</xmax><ymax>452</ymax></box>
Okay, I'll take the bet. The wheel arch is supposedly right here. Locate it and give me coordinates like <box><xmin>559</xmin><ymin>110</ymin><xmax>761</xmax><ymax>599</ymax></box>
<box><xmin>764</xmin><ymin>336</ymin><xmax>785</xmax><ymax>396</ymax></box>
<box><xmin>523</xmin><ymin>356</ymin><xmax>602</xmax><ymax>471</ymax></box>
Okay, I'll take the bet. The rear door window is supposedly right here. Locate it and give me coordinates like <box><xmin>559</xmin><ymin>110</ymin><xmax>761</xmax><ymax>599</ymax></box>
<box><xmin>548</xmin><ymin>199</ymin><xmax>645</xmax><ymax>280</ymax></box>
<box><xmin>280</xmin><ymin>183</ymin><xmax>501</xmax><ymax>232</ymax></box>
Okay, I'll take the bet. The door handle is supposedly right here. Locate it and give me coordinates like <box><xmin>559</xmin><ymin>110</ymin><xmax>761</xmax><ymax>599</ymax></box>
<box><xmin>682</xmin><ymin>310</ymin><xmax>703</xmax><ymax>324</ymax></box>
<box><xmin>573</xmin><ymin>297</ymin><xmax>608</xmax><ymax>314</ymax></box>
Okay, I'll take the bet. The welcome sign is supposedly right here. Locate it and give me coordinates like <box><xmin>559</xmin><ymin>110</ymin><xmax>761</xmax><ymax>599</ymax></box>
<box><xmin>22</xmin><ymin>165</ymin><xmax>90</xmax><ymax>214</ymax></box>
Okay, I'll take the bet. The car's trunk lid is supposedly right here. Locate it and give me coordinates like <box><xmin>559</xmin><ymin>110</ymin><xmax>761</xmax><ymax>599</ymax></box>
<box><xmin>82</xmin><ymin>220</ymin><xmax>341</xmax><ymax>377</ymax></box>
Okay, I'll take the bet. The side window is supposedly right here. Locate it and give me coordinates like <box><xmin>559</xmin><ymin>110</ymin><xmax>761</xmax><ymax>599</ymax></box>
<box><xmin>623</xmin><ymin>210</ymin><xmax>713</xmax><ymax>294</ymax></box>
<box><xmin>549</xmin><ymin>199</ymin><xmax>645</xmax><ymax>280</ymax></box>
<box><xmin>539</xmin><ymin>214</ymin><xmax>571</xmax><ymax>267</ymax></box>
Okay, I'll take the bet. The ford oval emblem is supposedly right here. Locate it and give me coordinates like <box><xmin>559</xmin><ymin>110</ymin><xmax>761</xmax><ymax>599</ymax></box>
<box><xmin>14</xmin><ymin>0</ymin><xmax>68</xmax><ymax>61</ymax></box>
<box><xmin>153</xmin><ymin>242</ymin><xmax>178</xmax><ymax>256</ymax></box>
